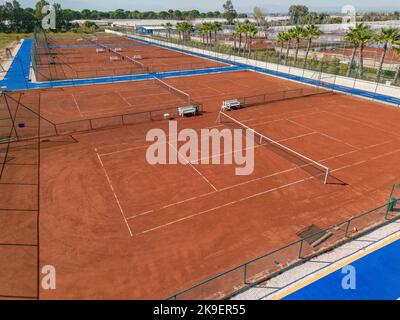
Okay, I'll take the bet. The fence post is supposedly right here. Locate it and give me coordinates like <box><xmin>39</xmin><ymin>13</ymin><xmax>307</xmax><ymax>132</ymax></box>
<box><xmin>344</xmin><ymin>220</ymin><xmax>351</xmax><ymax>237</ymax></box>
<box><xmin>243</xmin><ymin>264</ymin><xmax>248</xmax><ymax>285</ymax></box>
<box><xmin>298</xmin><ymin>240</ymin><xmax>303</xmax><ymax>259</ymax></box>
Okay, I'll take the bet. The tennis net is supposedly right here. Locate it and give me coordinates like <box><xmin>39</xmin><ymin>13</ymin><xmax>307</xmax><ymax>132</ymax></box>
<box><xmin>84</xmin><ymin>36</ymin><xmax>147</xmax><ymax>70</ymax></box>
<box><xmin>153</xmin><ymin>77</ymin><xmax>191</xmax><ymax>104</ymax></box>
<box><xmin>233</xmin><ymin>87</ymin><xmax>333</xmax><ymax>109</ymax></box>
<box><xmin>219</xmin><ymin>112</ymin><xmax>330</xmax><ymax>184</ymax></box>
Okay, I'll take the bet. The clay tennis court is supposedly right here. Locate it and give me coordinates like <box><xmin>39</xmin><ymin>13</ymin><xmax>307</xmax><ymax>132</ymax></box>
<box><xmin>2</xmin><ymin>68</ymin><xmax>400</xmax><ymax>299</ymax></box>
<box><xmin>35</xmin><ymin>36</ymin><xmax>226</xmax><ymax>81</ymax></box>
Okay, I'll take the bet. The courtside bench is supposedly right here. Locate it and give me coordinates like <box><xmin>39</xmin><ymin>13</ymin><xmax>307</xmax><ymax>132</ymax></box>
<box><xmin>178</xmin><ymin>105</ymin><xmax>201</xmax><ymax>117</ymax></box>
<box><xmin>221</xmin><ymin>99</ymin><xmax>242</xmax><ymax>111</ymax></box>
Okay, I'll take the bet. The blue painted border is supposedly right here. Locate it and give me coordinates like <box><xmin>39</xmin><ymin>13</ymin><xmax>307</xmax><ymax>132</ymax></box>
<box><xmin>283</xmin><ymin>239</ymin><xmax>400</xmax><ymax>300</ymax></box>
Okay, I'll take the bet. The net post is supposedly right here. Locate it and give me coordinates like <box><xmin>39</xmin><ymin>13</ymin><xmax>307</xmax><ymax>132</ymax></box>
<box><xmin>298</xmin><ymin>239</ymin><xmax>304</xmax><ymax>259</ymax></box>
<box><xmin>344</xmin><ymin>220</ymin><xmax>351</xmax><ymax>237</ymax></box>
<box><xmin>323</xmin><ymin>169</ymin><xmax>330</xmax><ymax>184</ymax></box>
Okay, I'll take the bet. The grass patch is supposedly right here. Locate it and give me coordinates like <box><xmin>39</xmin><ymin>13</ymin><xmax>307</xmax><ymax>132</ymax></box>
<box><xmin>0</xmin><ymin>33</ymin><xmax>31</xmax><ymax>51</ymax></box>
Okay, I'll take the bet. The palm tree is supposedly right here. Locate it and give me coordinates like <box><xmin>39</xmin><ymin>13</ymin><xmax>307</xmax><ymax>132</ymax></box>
<box><xmin>235</xmin><ymin>23</ymin><xmax>244</xmax><ymax>53</ymax></box>
<box><xmin>284</xmin><ymin>28</ymin><xmax>296</xmax><ymax>65</ymax></box>
<box><xmin>393</xmin><ymin>46</ymin><xmax>400</xmax><ymax>85</ymax></box>
<box><xmin>176</xmin><ymin>22</ymin><xmax>193</xmax><ymax>43</ymax></box>
<box><xmin>344</xmin><ymin>23</ymin><xmax>373</xmax><ymax>77</ymax></box>
<box><xmin>199</xmin><ymin>24</ymin><xmax>208</xmax><ymax>44</ymax></box>
<box><xmin>164</xmin><ymin>22</ymin><xmax>173</xmax><ymax>39</ymax></box>
<box><xmin>374</xmin><ymin>28</ymin><xmax>400</xmax><ymax>82</ymax></box>
<box><xmin>356</xmin><ymin>25</ymin><xmax>373</xmax><ymax>78</ymax></box>
<box><xmin>206</xmin><ymin>22</ymin><xmax>215</xmax><ymax>46</ymax></box>
<box><xmin>276</xmin><ymin>31</ymin><xmax>287</xmax><ymax>62</ymax></box>
<box><xmin>245</xmin><ymin>24</ymin><xmax>258</xmax><ymax>57</ymax></box>
<box><xmin>211</xmin><ymin>22</ymin><xmax>223</xmax><ymax>45</ymax></box>
<box><xmin>292</xmin><ymin>25</ymin><xmax>306</xmax><ymax>66</ymax></box>
<box><xmin>303</xmin><ymin>24</ymin><xmax>321</xmax><ymax>68</ymax></box>
<box><xmin>176</xmin><ymin>22</ymin><xmax>184</xmax><ymax>42</ymax></box>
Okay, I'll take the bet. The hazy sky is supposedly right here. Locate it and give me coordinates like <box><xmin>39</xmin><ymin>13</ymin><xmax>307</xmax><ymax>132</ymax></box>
<box><xmin>17</xmin><ymin>0</ymin><xmax>400</xmax><ymax>13</ymax></box>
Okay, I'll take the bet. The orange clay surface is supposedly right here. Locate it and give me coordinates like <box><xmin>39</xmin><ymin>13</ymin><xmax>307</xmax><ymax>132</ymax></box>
<box><xmin>36</xmin><ymin>36</ymin><xmax>225</xmax><ymax>80</ymax></box>
<box><xmin>1</xmin><ymin>69</ymin><xmax>400</xmax><ymax>299</ymax></box>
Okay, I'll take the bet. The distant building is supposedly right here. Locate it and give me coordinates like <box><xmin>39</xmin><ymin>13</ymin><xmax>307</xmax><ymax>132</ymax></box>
<box><xmin>135</xmin><ymin>25</ymin><xmax>168</xmax><ymax>35</ymax></box>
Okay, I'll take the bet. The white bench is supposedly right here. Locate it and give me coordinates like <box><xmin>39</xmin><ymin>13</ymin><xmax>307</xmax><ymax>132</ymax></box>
<box><xmin>96</xmin><ymin>48</ymin><xmax>105</xmax><ymax>53</ymax></box>
<box><xmin>133</xmin><ymin>55</ymin><xmax>143</xmax><ymax>60</ymax></box>
<box><xmin>114</xmin><ymin>48</ymin><xmax>123</xmax><ymax>52</ymax></box>
<box><xmin>110</xmin><ymin>56</ymin><xmax>121</xmax><ymax>61</ymax></box>
<box><xmin>178</xmin><ymin>106</ymin><xmax>198</xmax><ymax>117</ymax></box>
<box><xmin>221</xmin><ymin>99</ymin><xmax>242</xmax><ymax>111</ymax></box>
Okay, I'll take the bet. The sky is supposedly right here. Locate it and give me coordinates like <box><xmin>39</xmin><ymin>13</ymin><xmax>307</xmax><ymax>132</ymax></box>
<box><xmin>16</xmin><ymin>0</ymin><xmax>400</xmax><ymax>13</ymax></box>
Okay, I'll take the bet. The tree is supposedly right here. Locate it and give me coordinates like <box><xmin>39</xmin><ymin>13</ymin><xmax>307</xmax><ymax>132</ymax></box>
<box><xmin>393</xmin><ymin>46</ymin><xmax>400</xmax><ymax>84</ymax></box>
<box><xmin>176</xmin><ymin>21</ymin><xmax>193</xmax><ymax>43</ymax></box>
<box><xmin>80</xmin><ymin>9</ymin><xmax>91</xmax><ymax>19</ymax></box>
<box><xmin>344</xmin><ymin>23</ymin><xmax>373</xmax><ymax>77</ymax></box>
<box><xmin>292</xmin><ymin>25</ymin><xmax>306</xmax><ymax>65</ymax></box>
<box><xmin>82</xmin><ymin>20</ymin><xmax>98</xmax><ymax>33</ymax></box>
<box><xmin>164</xmin><ymin>22</ymin><xmax>173</xmax><ymax>39</ymax></box>
<box><xmin>223</xmin><ymin>0</ymin><xmax>237</xmax><ymax>25</ymax></box>
<box><xmin>35</xmin><ymin>0</ymin><xmax>48</xmax><ymax>20</ymax></box>
<box><xmin>303</xmin><ymin>24</ymin><xmax>321</xmax><ymax>68</ymax></box>
<box><xmin>234</xmin><ymin>23</ymin><xmax>245</xmax><ymax>53</ymax></box>
<box><xmin>276</xmin><ymin>31</ymin><xmax>288</xmax><ymax>61</ymax></box>
<box><xmin>284</xmin><ymin>28</ymin><xmax>296</xmax><ymax>65</ymax></box>
<box><xmin>288</xmin><ymin>5</ymin><xmax>309</xmax><ymax>25</ymax></box>
<box><xmin>0</xmin><ymin>0</ymin><xmax>36</xmax><ymax>33</ymax></box>
<box><xmin>199</xmin><ymin>22</ymin><xmax>213</xmax><ymax>46</ymax></box>
<box><xmin>374</xmin><ymin>28</ymin><xmax>400</xmax><ymax>82</ymax></box>
<box><xmin>253</xmin><ymin>7</ymin><xmax>266</xmax><ymax>26</ymax></box>
<box><xmin>199</xmin><ymin>23</ymin><xmax>208</xmax><ymax>44</ymax></box>
<box><xmin>243</xmin><ymin>23</ymin><xmax>258</xmax><ymax>57</ymax></box>
<box><xmin>211</xmin><ymin>22</ymin><xmax>222</xmax><ymax>44</ymax></box>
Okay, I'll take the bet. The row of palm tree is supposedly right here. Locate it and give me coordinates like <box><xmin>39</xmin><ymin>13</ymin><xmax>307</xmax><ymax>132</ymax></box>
<box><xmin>276</xmin><ymin>23</ymin><xmax>400</xmax><ymax>83</ymax></box>
<box><xmin>344</xmin><ymin>23</ymin><xmax>400</xmax><ymax>81</ymax></box>
<box><xmin>161</xmin><ymin>21</ymin><xmax>400</xmax><ymax>84</ymax></box>
<box><xmin>276</xmin><ymin>25</ymin><xmax>321</xmax><ymax>68</ymax></box>
<box><xmin>199</xmin><ymin>22</ymin><xmax>223</xmax><ymax>46</ymax></box>
<box><xmin>175</xmin><ymin>21</ymin><xmax>194</xmax><ymax>42</ymax></box>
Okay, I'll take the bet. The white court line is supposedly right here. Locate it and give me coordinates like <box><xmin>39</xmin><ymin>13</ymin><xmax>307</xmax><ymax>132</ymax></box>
<box><xmin>127</xmin><ymin>138</ymin><xmax>395</xmax><ymax>220</ymax></box>
<box><xmin>191</xmin><ymin>131</ymin><xmax>317</xmax><ymax>165</ymax></box>
<box><xmin>71</xmin><ymin>93</ymin><xmax>84</xmax><ymax>118</ymax></box>
<box><xmin>136</xmin><ymin>176</ymin><xmax>314</xmax><ymax>235</ymax></box>
<box><xmin>286</xmin><ymin>118</ymin><xmax>360</xmax><ymax>151</ymax></box>
<box><xmin>167</xmin><ymin>141</ymin><xmax>218</xmax><ymax>192</ymax></box>
<box><xmin>133</xmin><ymin>140</ymin><xmax>400</xmax><ymax>234</ymax></box>
<box><xmin>95</xmin><ymin>149</ymin><xmax>133</xmax><ymax>237</ymax></box>
<box><xmin>321</xmin><ymin>110</ymin><xmax>400</xmax><ymax>138</ymax></box>
<box><xmin>116</xmin><ymin>91</ymin><xmax>133</xmax><ymax>108</ymax></box>
<box><xmin>98</xmin><ymin>123</ymin><xmax>227</xmax><ymax>157</ymax></box>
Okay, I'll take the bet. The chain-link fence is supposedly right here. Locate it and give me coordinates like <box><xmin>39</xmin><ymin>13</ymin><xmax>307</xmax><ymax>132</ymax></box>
<box><xmin>166</xmin><ymin>196</ymin><xmax>399</xmax><ymax>300</ymax></box>
<box><xmin>0</xmin><ymin>92</ymin><xmax>41</xmax><ymax>299</ymax></box>
<box><xmin>127</xmin><ymin>29</ymin><xmax>400</xmax><ymax>88</ymax></box>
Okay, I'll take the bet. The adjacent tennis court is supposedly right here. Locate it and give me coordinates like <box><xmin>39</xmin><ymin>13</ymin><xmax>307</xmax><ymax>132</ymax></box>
<box><xmin>2</xmin><ymin>33</ymin><xmax>400</xmax><ymax>300</ymax></box>
<box><xmin>32</xmin><ymin>35</ymin><xmax>226</xmax><ymax>81</ymax></box>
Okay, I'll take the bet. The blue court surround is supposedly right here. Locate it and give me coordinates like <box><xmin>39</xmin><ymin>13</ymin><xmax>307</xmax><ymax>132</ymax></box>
<box><xmin>283</xmin><ymin>238</ymin><xmax>400</xmax><ymax>300</ymax></box>
<box><xmin>1</xmin><ymin>36</ymin><xmax>400</xmax><ymax>108</ymax></box>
